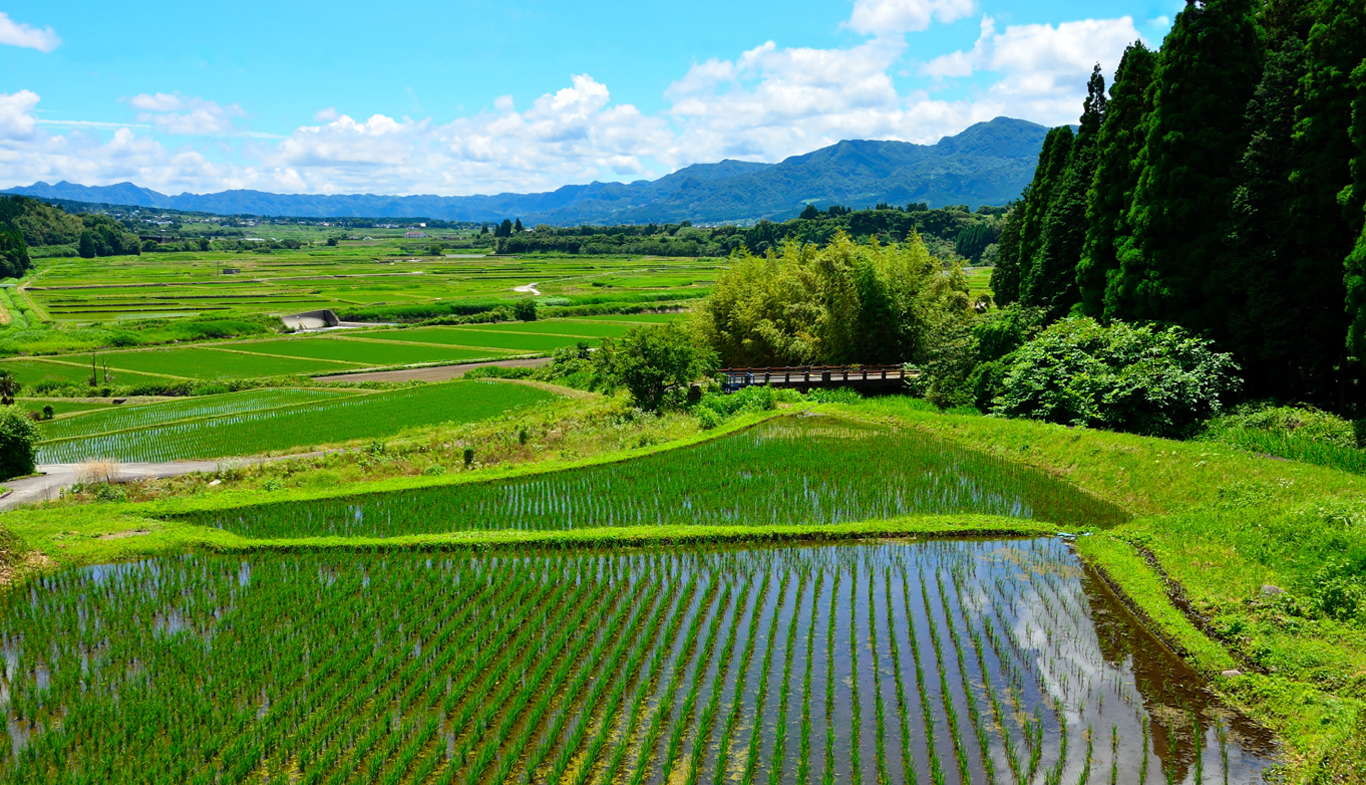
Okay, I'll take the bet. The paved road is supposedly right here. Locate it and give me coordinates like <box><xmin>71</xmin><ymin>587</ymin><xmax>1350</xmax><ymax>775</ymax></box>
<box><xmin>313</xmin><ymin>356</ymin><xmax>552</xmax><ymax>383</ymax></box>
<box><xmin>0</xmin><ymin>453</ymin><xmax>331</xmax><ymax>512</ymax></box>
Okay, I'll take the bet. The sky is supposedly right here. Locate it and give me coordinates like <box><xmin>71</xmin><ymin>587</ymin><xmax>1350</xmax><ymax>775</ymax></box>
<box><xmin>0</xmin><ymin>0</ymin><xmax>1181</xmax><ymax>197</ymax></box>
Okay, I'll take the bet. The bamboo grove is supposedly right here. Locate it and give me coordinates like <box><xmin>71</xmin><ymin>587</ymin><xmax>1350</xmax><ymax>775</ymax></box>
<box><xmin>990</xmin><ymin>0</ymin><xmax>1366</xmax><ymax>412</ymax></box>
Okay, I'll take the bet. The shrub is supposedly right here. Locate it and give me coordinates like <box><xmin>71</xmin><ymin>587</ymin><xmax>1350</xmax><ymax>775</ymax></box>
<box><xmin>695</xmin><ymin>407</ymin><xmax>722</xmax><ymax>430</ymax></box>
<box><xmin>0</xmin><ymin>405</ymin><xmax>39</xmax><ymax>479</ymax></box>
<box><xmin>513</xmin><ymin>299</ymin><xmax>538</xmax><ymax>322</ymax></box>
<box><xmin>994</xmin><ymin>317</ymin><xmax>1241</xmax><ymax>438</ymax></box>
<box><xmin>422</xmin><ymin>464</ymin><xmax>446</xmax><ymax>476</ymax></box>
<box><xmin>600</xmin><ymin>323</ymin><xmax>718</xmax><ymax>411</ymax></box>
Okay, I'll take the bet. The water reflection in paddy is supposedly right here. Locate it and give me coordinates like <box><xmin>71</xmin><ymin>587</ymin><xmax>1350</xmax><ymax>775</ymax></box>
<box><xmin>0</xmin><ymin>539</ymin><xmax>1273</xmax><ymax>783</ymax></box>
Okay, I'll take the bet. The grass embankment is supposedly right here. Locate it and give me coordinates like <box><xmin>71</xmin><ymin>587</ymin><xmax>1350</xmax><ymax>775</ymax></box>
<box><xmin>825</xmin><ymin>396</ymin><xmax>1366</xmax><ymax>781</ymax></box>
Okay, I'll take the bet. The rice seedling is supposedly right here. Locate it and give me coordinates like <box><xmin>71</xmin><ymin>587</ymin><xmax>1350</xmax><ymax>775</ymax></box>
<box><xmin>37</xmin><ymin>380</ymin><xmax>554</xmax><ymax>463</ymax></box>
<box><xmin>0</xmin><ymin>539</ymin><xmax>1276</xmax><ymax>785</ymax></box>
<box><xmin>185</xmin><ymin>414</ymin><xmax>1128</xmax><ymax>538</ymax></box>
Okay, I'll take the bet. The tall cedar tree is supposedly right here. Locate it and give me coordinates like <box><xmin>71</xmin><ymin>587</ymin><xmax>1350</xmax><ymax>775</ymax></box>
<box><xmin>1013</xmin><ymin>127</ymin><xmax>1073</xmax><ymax>303</ymax></box>
<box><xmin>1025</xmin><ymin>65</ymin><xmax>1107</xmax><ymax>320</ymax></box>
<box><xmin>1078</xmin><ymin>42</ymin><xmax>1156</xmax><ymax>319</ymax></box>
<box><xmin>1110</xmin><ymin>0</ymin><xmax>1264</xmax><ymax>336</ymax></box>
<box><xmin>1286</xmin><ymin>0</ymin><xmax>1366</xmax><ymax>404</ymax></box>
<box><xmin>988</xmin><ymin>197</ymin><xmax>1025</xmax><ymax>304</ymax></box>
<box><xmin>1224</xmin><ymin>39</ymin><xmax>1308</xmax><ymax>399</ymax></box>
<box><xmin>1344</xmin><ymin>59</ymin><xmax>1366</xmax><ymax>362</ymax></box>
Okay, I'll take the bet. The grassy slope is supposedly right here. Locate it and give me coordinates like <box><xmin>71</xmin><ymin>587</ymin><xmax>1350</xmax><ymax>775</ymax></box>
<box><xmin>825</xmin><ymin>397</ymin><xmax>1365</xmax><ymax>781</ymax></box>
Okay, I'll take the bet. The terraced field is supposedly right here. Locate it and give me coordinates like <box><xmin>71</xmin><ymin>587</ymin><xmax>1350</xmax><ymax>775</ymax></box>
<box><xmin>0</xmin><ymin>539</ymin><xmax>1274</xmax><ymax>784</ymax></box>
<box><xmin>34</xmin><ymin>381</ymin><xmax>556</xmax><ymax>463</ymax></box>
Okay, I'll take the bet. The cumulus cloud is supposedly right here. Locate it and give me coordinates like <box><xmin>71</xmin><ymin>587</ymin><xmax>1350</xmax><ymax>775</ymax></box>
<box><xmin>0</xmin><ymin>90</ymin><xmax>41</xmax><ymax>140</ymax></box>
<box><xmin>0</xmin><ymin>12</ymin><xmax>60</xmax><ymax>53</ymax></box>
<box><xmin>847</xmin><ymin>0</ymin><xmax>976</xmax><ymax>35</ymax></box>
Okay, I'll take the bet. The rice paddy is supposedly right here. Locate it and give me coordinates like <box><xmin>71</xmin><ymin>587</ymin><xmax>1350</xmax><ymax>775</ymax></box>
<box><xmin>34</xmin><ymin>381</ymin><xmax>557</xmax><ymax>463</ymax></box>
<box><xmin>185</xmin><ymin>416</ymin><xmax>1129</xmax><ymax>538</ymax></box>
<box><xmin>0</xmin><ymin>539</ymin><xmax>1274</xmax><ymax>784</ymax></box>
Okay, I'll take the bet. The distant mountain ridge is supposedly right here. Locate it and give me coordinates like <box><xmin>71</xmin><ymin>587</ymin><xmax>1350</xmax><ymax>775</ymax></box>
<box><xmin>5</xmin><ymin>117</ymin><xmax>1048</xmax><ymax>224</ymax></box>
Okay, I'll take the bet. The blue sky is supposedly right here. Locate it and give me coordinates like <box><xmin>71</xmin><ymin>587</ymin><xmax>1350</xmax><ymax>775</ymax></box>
<box><xmin>0</xmin><ymin>0</ymin><xmax>1179</xmax><ymax>196</ymax></box>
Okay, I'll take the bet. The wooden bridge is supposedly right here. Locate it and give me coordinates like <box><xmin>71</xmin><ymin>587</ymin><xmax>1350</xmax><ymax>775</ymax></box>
<box><xmin>720</xmin><ymin>364</ymin><xmax>911</xmax><ymax>392</ymax></box>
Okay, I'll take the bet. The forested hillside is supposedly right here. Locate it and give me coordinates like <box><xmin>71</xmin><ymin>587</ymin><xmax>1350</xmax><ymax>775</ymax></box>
<box><xmin>991</xmin><ymin>0</ymin><xmax>1366</xmax><ymax>413</ymax></box>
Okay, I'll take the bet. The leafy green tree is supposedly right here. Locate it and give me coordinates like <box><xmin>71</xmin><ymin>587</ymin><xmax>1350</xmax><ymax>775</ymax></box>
<box><xmin>1025</xmin><ymin>65</ymin><xmax>1107</xmax><ymax>320</ymax></box>
<box><xmin>602</xmin><ymin>322</ymin><xmax>718</xmax><ymax>411</ymax></box>
<box><xmin>994</xmin><ymin>317</ymin><xmax>1241</xmax><ymax>438</ymax></box>
<box><xmin>78</xmin><ymin>230</ymin><xmax>96</xmax><ymax>259</ymax></box>
<box><xmin>989</xmin><ymin>199</ymin><xmax>1025</xmax><ymax>305</ymax></box>
<box><xmin>0</xmin><ymin>228</ymin><xmax>28</xmax><ymax>279</ymax></box>
<box><xmin>799</xmin><ymin>204</ymin><xmax>820</xmax><ymax>220</ymax></box>
<box><xmin>1110</xmin><ymin>0</ymin><xmax>1264</xmax><ymax>335</ymax></box>
<box><xmin>0</xmin><ymin>372</ymin><xmax>18</xmax><ymax>406</ymax></box>
<box><xmin>0</xmin><ymin>406</ymin><xmax>40</xmax><ymax>480</ymax></box>
<box><xmin>512</xmin><ymin>298</ymin><xmax>537</xmax><ymax>321</ymax></box>
<box><xmin>1078</xmin><ymin>41</ymin><xmax>1156</xmax><ymax>318</ymax></box>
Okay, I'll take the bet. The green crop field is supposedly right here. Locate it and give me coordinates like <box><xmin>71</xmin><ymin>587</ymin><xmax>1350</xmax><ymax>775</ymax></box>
<box><xmin>367</xmin><ymin>326</ymin><xmax>595</xmax><ymax>353</ymax></box>
<box><xmin>37</xmin><ymin>388</ymin><xmax>361</xmax><ymax>442</ymax></box>
<box><xmin>185</xmin><ymin>417</ymin><xmax>1127</xmax><ymax>538</ymax></box>
<box><xmin>0</xmin><ymin>538</ymin><xmax>1273</xmax><ymax>784</ymax></box>
<box><xmin>443</xmin><ymin>318</ymin><xmax>637</xmax><ymax>338</ymax></box>
<box><xmin>35</xmin><ymin>380</ymin><xmax>556</xmax><ymax>463</ymax></box>
<box><xmin>101</xmin><ymin>346</ymin><xmax>361</xmax><ymax>380</ymax></box>
<box><xmin>0</xmin><ymin>357</ymin><xmax>176</xmax><ymax>387</ymax></box>
<box><xmin>21</xmin><ymin>249</ymin><xmax>714</xmax><ymax>324</ymax></box>
<box><xmin>228</xmin><ymin>336</ymin><xmax>511</xmax><ymax>366</ymax></box>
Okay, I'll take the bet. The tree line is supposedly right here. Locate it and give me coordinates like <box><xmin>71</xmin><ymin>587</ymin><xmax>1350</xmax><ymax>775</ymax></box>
<box><xmin>992</xmin><ymin>0</ymin><xmax>1366</xmax><ymax>413</ymax></box>
<box><xmin>487</xmin><ymin>203</ymin><xmax>1006</xmax><ymax>262</ymax></box>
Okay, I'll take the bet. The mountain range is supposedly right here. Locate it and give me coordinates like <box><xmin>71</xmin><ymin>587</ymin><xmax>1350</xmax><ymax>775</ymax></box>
<box><xmin>4</xmin><ymin>117</ymin><xmax>1048</xmax><ymax>225</ymax></box>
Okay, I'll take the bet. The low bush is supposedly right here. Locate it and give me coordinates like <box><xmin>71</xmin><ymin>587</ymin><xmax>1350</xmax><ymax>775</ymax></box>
<box><xmin>993</xmin><ymin>317</ymin><xmax>1241</xmax><ymax>438</ymax></box>
<box><xmin>1200</xmin><ymin>405</ymin><xmax>1366</xmax><ymax>475</ymax></box>
<box><xmin>0</xmin><ymin>405</ymin><xmax>38</xmax><ymax>479</ymax></box>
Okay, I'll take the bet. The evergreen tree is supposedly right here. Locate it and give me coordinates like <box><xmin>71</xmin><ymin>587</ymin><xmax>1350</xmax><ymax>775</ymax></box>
<box><xmin>1078</xmin><ymin>41</ymin><xmax>1156</xmax><ymax>319</ymax></box>
<box><xmin>1284</xmin><ymin>0</ymin><xmax>1366</xmax><ymax>403</ymax></box>
<box><xmin>1025</xmin><ymin>65</ymin><xmax>1107</xmax><ymax>320</ymax></box>
<box><xmin>1110</xmin><ymin>0</ymin><xmax>1264</xmax><ymax>335</ymax></box>
<box><xmin>1223</xmin><ymin>38</ymin><xmax>1308</xmax><ymax>399</ymax></box>
<box><xmin>1343</xmin><ymin>60</ymin><xmax>1366</xmax><ymax>364</ymax></box>
<box><xmin>989</xmin><ymin>199</ymin><xmax>1025</xmax><ymax>305</ymax></box>
<box><xmin>1015</xmin><ymin>127</ymin><xmax>1073</xmax><ymax>298</ymax></box>
<box><xmin>513</xmin><ymin>218</ymin><xmax>525</xmax><ymax>233</ymax></box>
<box><xmin>497</xmin><ymin>219</ymin><xmax>513</xmax><ymax>238</ymax></box>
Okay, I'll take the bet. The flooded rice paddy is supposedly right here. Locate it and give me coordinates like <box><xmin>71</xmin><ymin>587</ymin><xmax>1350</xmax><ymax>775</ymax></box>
<box><xmin>0</xmin><ymin>539</ymin><xmax>1274</xmax><ymax>783</ymax></box>
<box><xmin>183</xmin><ymin>416</ymin><xmax>1129</xmax><ymax>538</ymax></box>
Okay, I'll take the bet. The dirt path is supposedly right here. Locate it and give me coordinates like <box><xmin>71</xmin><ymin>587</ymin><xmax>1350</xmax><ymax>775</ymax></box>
<box><xmin>0</xmin><ymin>452</ymin><xmax>335</xmax><ymax>512</ymax></box>
<box><xmin>513</xmin><ymin>283</ymin><xmax>541</xmax><ymax>295</ymax></box>
<box><xmin>312</xmin><ymin>356</ymin><xmax>552</xmax><ymax>383</ymax></box>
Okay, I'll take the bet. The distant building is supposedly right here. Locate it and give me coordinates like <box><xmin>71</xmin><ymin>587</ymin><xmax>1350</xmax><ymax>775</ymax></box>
<box><xmin>221</xmin><ymin>268</ymin><xmax>241</xmax><ymax>275</ymax></box>
<box><xmin>405</xmin><ymin>231</ymin><xmax>429</xmax><ymax>239</ymax></box>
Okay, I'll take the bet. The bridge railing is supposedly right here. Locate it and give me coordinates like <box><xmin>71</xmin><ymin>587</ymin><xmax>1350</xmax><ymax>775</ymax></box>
<box><xmin>719</xmin><ymin>364</ymin><xmax>910</xmax><ymax>391</ymax></box>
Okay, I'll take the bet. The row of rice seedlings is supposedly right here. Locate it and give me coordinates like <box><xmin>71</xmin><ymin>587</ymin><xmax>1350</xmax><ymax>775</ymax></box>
<box><xmin>919</xmin><ymin>574</ymin><xmax>972</xmax><ymax>783</ymax></box>
<box><xmin>896</xmin><ymin>569</ymin><xmax>946</xmax><ymax>785</ymax></box>
<box><xmin>184</xmin><ymin>416</ymin><xmax>1129</xmax><ymax>538</ymax></box>
<box><xmin>739</xmin><ymin>573</ymin><xmax>794</xmax><ymax>785</ymax></box>
<box><xmin>766</xmin><ymin>573</ymin><xmax>809</xmax><ymax>785</ymax></box>
<box><xmin>710</xmin><ymin>571</ymin><xmax>775</xmax><ymax>785</ymax></box>
<box><xmin>796</xmin><ymin>572</ymin><xmax>825</xmax><ymax>785</ymax></box>
<box><xmin>937</xmin><ymin>570</ymin><xmax>997</xmax><ymax>785</ymax></box>
<box><xmin>680</xmin><ymin>576</ymin><xmax>757</xmax><ymax>785</ymax></box>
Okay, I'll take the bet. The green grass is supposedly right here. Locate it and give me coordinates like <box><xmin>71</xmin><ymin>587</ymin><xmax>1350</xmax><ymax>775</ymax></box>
<box><xmin>101</xmin><ymin>346</ymin><xmax>361</xmax><ymax>379</ymax></box>
<box><xmin>33</xmin><ymin>380</ymin><xmax>557</xmax><ymax>463</ymax></box>
<box><xmin>229</xmin><ymin>336</ymin><xmax>510</xmax><ymax>365</ymax></box>
<box><xmin>15</xmin><ymin>398</ymin><xmax>120</xmax><ymax>416</ymax></box>
<box><xmin>449</xmin><ymin>319</ymin><xmax>635</xmax><ymax>338</ymax></box>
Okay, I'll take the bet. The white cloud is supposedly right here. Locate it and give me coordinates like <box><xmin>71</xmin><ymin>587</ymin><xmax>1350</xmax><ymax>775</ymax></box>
<box><xmin>0</xmin><ymin>10</ymin><xmax>1147</xmax><ymax>197</ymax></box>
<box><xmin>0</xmin><ymin>90</ymin><xmax>41</xmax><ymax>140</ymax></box>
<box><xmin>126</xmin><ymin>93</ymin><xmax>250</xmax><ymax>136</ymax></box>
<box><xmin>0</xmin><ymin>12</ymin><xmax>60</xmax><ymax>53</ymax></box>
<box><xmin>847</xmin><ymin>0</ymin><xmax>976</xmax><ymax>35</ymax></box>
